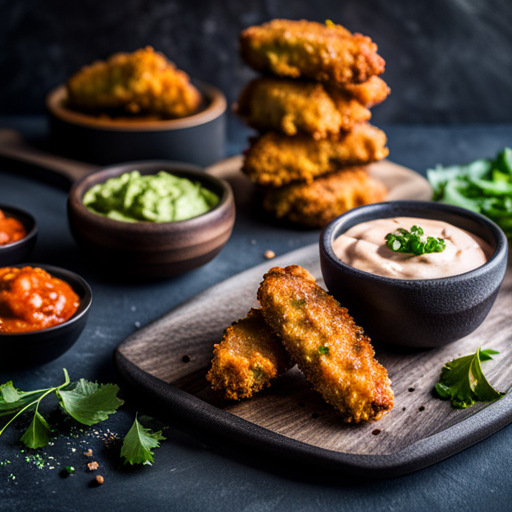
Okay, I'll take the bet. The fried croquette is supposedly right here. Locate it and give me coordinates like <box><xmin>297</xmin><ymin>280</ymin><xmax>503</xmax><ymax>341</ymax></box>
<box><xmin>206</xmin><ymin>309</ymin><xmax>292</xmax><ymax>400</ymax></box>
<box><xmin>240</xmin><ymin>19</ymin><xmax>385</xmax><ymax>85</ymax></box>
<box><xmin>242</xmin><ymin>123</ymin><xmax>389</xmax><ymax>187</ymax></box>
<box><xmin>342</xmin><ymin>76</ymin><xmax>390</xmax><ymax>107</ymax></box>
<box><xmin>236</xmin><ymin>78</ymin><xmax>371</xmax><ymax>139</ymax></box>
<box><xmin>66</xmin><ymin>47</ymin><xmax>201</xmax><ymax>119</ymax></box>
<box><xmin>257</xmin><ymin>265</ymin><xmax>394</xmax><ymax>422</ymax></box>
<box><xmin>263</xmin><ymin>167</ymin><xmax>387</xmax><ymax>228</ymax></box>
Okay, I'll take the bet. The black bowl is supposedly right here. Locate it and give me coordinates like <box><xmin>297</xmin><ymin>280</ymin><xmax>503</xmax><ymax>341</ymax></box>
<box><xmin>320</xmin><ymin>201</ymin><xmax>508</xmax><ymax>348</ymax></box>
<box><xmin>0</xmin><ymin>205</ymin><xmax>37</xmax><ymax>265</ymax></box>
<box><xmin>0</xmin><ymin>264</ymin><xmax>92</xmax><ymax>368</ymax></box>
<box><xmin>46</xmin><ymin>81</ymin><xmax>226</xmax><ymax>167</ymax></box>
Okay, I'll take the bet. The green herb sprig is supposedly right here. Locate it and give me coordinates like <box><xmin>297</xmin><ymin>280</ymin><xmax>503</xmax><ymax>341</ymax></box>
<box><xmin>385</xmin><ymin>225</ymin><xmax>446</xmax><ymax>256</ymax></box>
<box><xmin>120</xmin><ymin>415</ymin><xmax>166</xmax><ymax>465</ymax></box>
<box><xmin>0</xmin><ymin>370</ymin><xmax>123</xmax><ymax>449</ymax></box>
<box><xmin>435</xmin><ymin>348</ymin><xmax>504</xmax><ymax>408</ymax></box>
<box><xmin>428</xmin><ymin>148</ymin><xmax>512</xmax><ymax>241</ymax></box>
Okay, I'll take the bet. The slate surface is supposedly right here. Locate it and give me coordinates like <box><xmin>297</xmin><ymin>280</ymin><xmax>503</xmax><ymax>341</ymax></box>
<box><xmin>2</xmin><ymin>0</ymin><xmax>512</xmax><ymax>125</ymax></box>
<box><xmin>0</xmin><ymin>118</ymin><xmax>512</xmax><ymax>511</ymax></box>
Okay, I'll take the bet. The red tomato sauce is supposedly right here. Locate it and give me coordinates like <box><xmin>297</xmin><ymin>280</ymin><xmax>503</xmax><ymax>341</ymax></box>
<box><xmin>0</xmin><ymin>267</ymin><xmax>80</xmax><ymax>333</ymax></box>
<box><xmin>0</xmin><ymin>209</ymin><xmax>27</xmax><ymax>246</ymax></box>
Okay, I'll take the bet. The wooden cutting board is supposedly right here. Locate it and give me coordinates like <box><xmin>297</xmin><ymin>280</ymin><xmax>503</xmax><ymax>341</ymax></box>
<box><xmin>115</xmin><ymin>241</ymin><xmax>512</xmax><ymax>478</ymax></box>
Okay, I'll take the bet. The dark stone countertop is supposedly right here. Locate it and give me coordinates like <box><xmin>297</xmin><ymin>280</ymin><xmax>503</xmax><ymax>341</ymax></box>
<box><xmin>1</xmin><ymin>117</ymin><xmax>512</xmax><ymax>512</ymax></box>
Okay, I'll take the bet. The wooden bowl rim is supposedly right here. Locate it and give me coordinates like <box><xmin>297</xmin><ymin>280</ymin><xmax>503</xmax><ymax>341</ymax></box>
<box><xmin>68</xmin><ymin>162</ymin><xmax>234</xmax><ymax>233</ymax></box>
<box><xmin>46</xmin><ymin>80</ymin><xmax>227</xmax><ymax>132</ymax></box>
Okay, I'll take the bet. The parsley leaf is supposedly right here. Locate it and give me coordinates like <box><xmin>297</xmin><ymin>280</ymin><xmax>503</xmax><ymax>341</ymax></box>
<box><xmin>0</xmin><ymin>382</ymin><xmax>20</xmax><ymax>403</ymax></box>
<box><xmin>435</xmin><ymin>348</ymin><xmax>504</xmax><ymax>408</ymax></box>
<box><xmin>0</xmin><ymin>370</ymin><xmax>123</xmax><ymax>450</ymax></box>
<box><xmin>428</xmin><ymin>148</ymin><xmax>512</xmax><ymax>241</ymax></box>
<box><xmin>121</xmin><ymin>416</ymin><xmax>166</xmax><ymax>465</ymax></box>
<box><xmin>20</xmin><ymin>412</ymin><xmax>51</xmax><ymax>449</ymax></box>
<box><xmin>58</xmin><ymin>379</ymin><xmax>124</xmax><ymax>426</ymax></box>
<box><xmin>385</xmin><ymin>225</ymin><xmax>446</xmax><ymax>256</ymax></box>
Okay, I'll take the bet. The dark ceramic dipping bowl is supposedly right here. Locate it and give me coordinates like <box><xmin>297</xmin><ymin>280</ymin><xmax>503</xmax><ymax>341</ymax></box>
<box><xmin>0</xmin><ymin>205</ymin><xmax>38</xmax><ymax>265</ymax></box>
<box><xmin>0</xmin><ymin>264</ymin><xmax>92</xmax><ymax>368</ymax></box>
<box><xmin>320</xmin><ymin>201</ymin><xmax>508</xmax><ymax>348</ymax></box>
<box><xmin>46</xmin><ymin>81</ymin><xmax>226</xmax><ymax>167</ymax></box>
<box><xmin>67</xmin><ymin>161</ymin><xmax>235</xmax><ymax>278</ymax></box>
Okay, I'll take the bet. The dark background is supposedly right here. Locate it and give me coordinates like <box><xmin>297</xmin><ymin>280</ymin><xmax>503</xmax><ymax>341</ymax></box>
<box><xmin>2</xmin><ymin>0</ymin><xmax>512</xmax><ymax>125</ymax></box>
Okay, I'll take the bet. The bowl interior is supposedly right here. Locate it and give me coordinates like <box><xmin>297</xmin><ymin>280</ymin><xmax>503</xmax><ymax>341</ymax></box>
<box><xmin>0</xmin><ymin>263</ymin><xmax>92</xmax><ymax>337</ymax></box>
<box><xmin>46</xmin><ymin>80</ymin><xmax>227</xmax><ymax>132</ymax></box>
<box><xmin>0</xmin><ymin>204</ymin><xmax>37</xmax><ymax>250</ymax></box>
<box><xmin>323</xmin><ymin>201</ymin><xmax>506</xmax><ymax>281</ymax></box>
<box><xmin>70</xmin><ymin>161</ymin><xmax>230</xmax><ymax>227</ymax></box>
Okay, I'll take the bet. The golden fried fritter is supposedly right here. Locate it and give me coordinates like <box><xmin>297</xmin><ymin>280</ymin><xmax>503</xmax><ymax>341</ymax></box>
<box><xmin>342</xmin><ymin>76</ymin><xmax>390</xmax><ymax>107</ymax></box>
<box><xmin>257</xmin><ymin>265</ymin><xmax>394</xmax><ymax>422</ymax></box>
<box><xmin>236</xmin><ymin>78</ymin><xmax>371</xmax><ymax>139</ymax></box>
<box><xmin>242</xmin><ymin>123</ymin><xmax>389</xmax><ymax>187</ymax></box>
<box><xmin>206</xmin><ymin>309</ymin><xmax>292</xmax><ymax>400</ymax></box>
<box><xmin>240</xmin><ymin>19</ymin><xmax>385</xmax><ymax>85</ymax></box>
<box><xmin>66</xmin><ymin>47</ymin><xmax>201</xmax><ymax>119</ymax></box>
<box><xmin>263</xmin><ymin>167</ymin><xmax>387</xmax><ymax>228</ymax></box>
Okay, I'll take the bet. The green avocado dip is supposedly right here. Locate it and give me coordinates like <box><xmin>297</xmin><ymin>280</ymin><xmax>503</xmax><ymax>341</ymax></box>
<box><xmin>83</xmin><ymin>170</ymin><xmax>220</xmax><ymax>222</ymax></box>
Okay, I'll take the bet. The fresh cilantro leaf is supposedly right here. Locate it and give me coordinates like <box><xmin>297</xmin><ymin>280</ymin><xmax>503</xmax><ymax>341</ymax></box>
<box><xmin>20</xmin><ymin>412</ymin><xmax>51</xmax><ymax>449</ymax></box>
<box><xmin>121</xmin><ymin>417</ymin><xmax>166</xmax><ymax>465</ymax></box>
<box><xmin>435</xmin><ymin>348</ymin><xmax>504</xmax><ymax>408</ymax></box>
<box><xmin>318</xmin><ymin>346</ymin><xmax>330</xmax><ymax>355</ymax></box>
<box><xmin>0</xmin><ymin>382</ymin><xmax>20</xmax><ymax>403</ymax></box>
<box><xmin>385</xmin><ymin>225</ymin><xmax>446</xmax><ymax>256</ymax></box>
<box><xmin>428</xmin><ymin>148</ymin><xmax>512</xmax><ymax>241</ymax></box>
<box><xmin>58</xmin><ymin>379</ymin><xmax>124</xmax><ymax>426</ymax></box>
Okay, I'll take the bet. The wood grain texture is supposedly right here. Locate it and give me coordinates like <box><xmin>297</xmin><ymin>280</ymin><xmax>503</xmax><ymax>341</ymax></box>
<box><xmin>206</xmin><ymin>155</ymin><xmax>433</xmax><ymax>203</ymax></box>
<box><xmin>118</xmin><ymin>244</ymin><xmax>512</xmax><ymax>457</ymax></box>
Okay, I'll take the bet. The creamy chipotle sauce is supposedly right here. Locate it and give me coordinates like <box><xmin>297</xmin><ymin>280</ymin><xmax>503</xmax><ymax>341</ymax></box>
<box><xmin>332</xmin><ymin>217</ymin><xmax>492</xmax><ymax>279</ymax></box>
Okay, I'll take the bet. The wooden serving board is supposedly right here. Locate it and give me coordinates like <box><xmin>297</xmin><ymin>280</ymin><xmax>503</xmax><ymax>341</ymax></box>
<box><xmin>115</xmin><ymin>245</ymin><xmax>512</xmax><ymax>478</ymax></box>
<box><xmin>206</xmin><ymin>154</ymin><xmax>433</xmax><ymax>203</ymax></box>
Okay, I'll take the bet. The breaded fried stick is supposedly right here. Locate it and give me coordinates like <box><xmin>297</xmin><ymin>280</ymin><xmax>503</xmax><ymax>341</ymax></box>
<box><xmin>243</xmin><ymin>123</ymin><xmax>389</xmax><ymax>187</ymax></box>
<box><xmin>263</xmin><ymin>167</ymin><xmax>387</xmax><ymax>228</ymax></box>
<box><xmin>206</xmin><ymin>309</ymin><xmax>292</xmax><ymax>400</ymax></box>
<box><xmin>66</xmin><ymin>47</ymin><xmax>201</xmax><ymax>119</ymax></box>
<box><xmin>236</xmin><ymin>78</ymin><xmax>371</xmax><ymax>139</ymax></box>
<box><xmin>240</xmin><ymin>19</ymin><xmax>385</xmax><ymax>85</ymax></box>
<box><xmin>258</xmin><ymin>266</ymin><xmax>394</xmax><ymax>422</ymax></box>
<box><xmin>342</xmin><ymin>76</ymin><xmax>390</xmax><ymax>108</ymax></box>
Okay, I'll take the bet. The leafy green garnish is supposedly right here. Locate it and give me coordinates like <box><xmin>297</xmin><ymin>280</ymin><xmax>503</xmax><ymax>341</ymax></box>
<box><xmin>58</xmin><ymin>379</ymin><xmax>124</xmax><ymax>426</ymax></box>
<box><xmin>20</xmin><ymin>412</ymin><xmax>51</xmax><ymax>449</ymax></box>
<box><xmin>428</xmin><ymin>148</ymin><xmax>512</xmax><ymax>241</ymax></box>
<box><xmin>435</xmin><ymin>348</ymin><xmax>504</xmax><ymax>408</ymax></box>
<box><xmin>318</xmin><ymin>346</ymin><xmax>330</xmax><ymax>355</ymax></box>
<box><xmin>0</xmin><ymin>370</ymin><xmax>123</xmax><ymax>449</ymax></box>
<box><xmin>120</xmin><ymin>416</ymin><xmax>166</xmax><ymax>465</ymax></box>
<box><xmin>292</xmin><ymin>299</ymin><xmax>306</xmax><ymax>308</ymax></box>
<box><xmin>385</xmin><ymin>225</ymin><xmax>446</xmax><ymax>255</ymax></box>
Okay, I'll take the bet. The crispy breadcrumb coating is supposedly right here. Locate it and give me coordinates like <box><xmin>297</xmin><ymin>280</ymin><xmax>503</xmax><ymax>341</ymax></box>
<box><xmin>242</xmin><ymin>123</ymin><xmax>389</xmax><ymax>187</ymax></box>
<box><xmin>206</xmin><ymin>309</ymin><xmax>292</xmax><ymax>400</ymax></box>
<box><xmin>240</xmin><ymin>19</ymin><xmax>385</xmax><ymax>85</ymax></box>
<box><xmin>263</xmin><ymin>167</ymin><xmax>387</xmax><ymax>228</ymax></box>
<box><xmin>257</xmin><ymin>265</ymin><xmax>394</xmax><ymax>422</ymax></box>
<box><xmin>66</xmin><ymin>47</ymin><xmax>201</xmax><ymax>119</ymax></box>
<box><xmin>236</xmin><ymin>78</ymin><xmax>371</xmax><ymax>139</ymax></box>
<box><xmin>342</xmin><ymin>76</ymin><xmax>391</xmax><ymax>107</ymax></box>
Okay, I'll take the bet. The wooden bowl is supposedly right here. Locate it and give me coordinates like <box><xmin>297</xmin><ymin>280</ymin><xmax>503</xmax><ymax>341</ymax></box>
<box><xmin>67</xmin><ymin>161</ymin><xmax>235</xmax><ymax>278</ymax></box>
<box><xmin>0</xmin><ymin>204</ymin><xmax>38</xmax><ymax>265</ymax></box>
<box><xmin>46</xmin><ymin>81</ymin><xmax>227</xmax><ymax>167</ymax></box>
<box><xmin>0</xmin><ymin>263</ymin><xmax>92</xmax><ymax>368</ymax></box>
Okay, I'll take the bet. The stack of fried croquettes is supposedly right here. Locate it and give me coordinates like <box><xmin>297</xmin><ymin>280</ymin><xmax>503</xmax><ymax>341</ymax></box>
<box><xmin>236</xmin><ymin>19</ymin><xmax>390</xmax><ymax>228</ymax></box>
